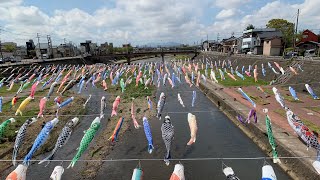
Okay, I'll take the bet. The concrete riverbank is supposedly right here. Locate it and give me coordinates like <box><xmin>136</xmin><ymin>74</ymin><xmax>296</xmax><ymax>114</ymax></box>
<box><xmin>198</xmin><ymin>80</ymin><xmax>319</xmax><ymax>179</ymax></box>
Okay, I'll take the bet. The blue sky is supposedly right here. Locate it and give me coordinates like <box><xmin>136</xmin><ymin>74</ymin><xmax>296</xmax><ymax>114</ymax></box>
<box><xmin>0</xmin><ymin>0</ymin><xmax>319</xmax><ymax>46</ymax></box>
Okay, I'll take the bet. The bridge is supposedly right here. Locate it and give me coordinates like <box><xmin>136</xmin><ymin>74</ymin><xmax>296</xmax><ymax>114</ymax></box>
<box><xmin>88</xmin><ymin>49</ymin><xmax>200</xmax><ymax>64</ymax></box>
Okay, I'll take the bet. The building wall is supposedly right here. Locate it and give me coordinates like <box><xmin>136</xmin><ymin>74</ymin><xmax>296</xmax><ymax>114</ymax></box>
<box><xmin>300</xmin><ymin>30</ymin><xmax>318</xmax><ymax>43</ymax></box>
<box><xmin>263</xmin><ymin>38</ymin><xmax>282</xmax><ymax>56</ymax></box>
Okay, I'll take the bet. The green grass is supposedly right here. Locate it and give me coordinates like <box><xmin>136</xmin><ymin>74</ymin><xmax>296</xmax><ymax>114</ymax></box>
<box><xmin>246</xmin><ymin>93</ymin><xmax>269</xmax><ymax>105</ymax></box>
<box><xmin>0</xmin><ymin>83</ymin><xmax>21</xmax><ymax>96</ymax></box>
<box><xmin>274</xmin><ymin>108</ymin><xmax>320</xmax><ymax>133</ymax></box>
<box><xmin>305</xmin><ymin>106</ymin><xmax>320</xmax><ymax>113</ymax></box>
<box><xmin>219</xmin><ymin>76</ymin><xmax>268</xmax><ymax>87</ymax></box>
<box><xmin>174</xmin><ymin>55</ymin><xmax>190</xmax><ymax>60</ymax></box>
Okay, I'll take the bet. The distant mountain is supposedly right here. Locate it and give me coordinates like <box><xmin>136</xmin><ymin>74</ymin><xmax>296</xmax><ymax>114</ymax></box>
<box><xmin>144</xmin><ymin>42</ymin><xmax>182</xmax><ymax>48</ymax></box>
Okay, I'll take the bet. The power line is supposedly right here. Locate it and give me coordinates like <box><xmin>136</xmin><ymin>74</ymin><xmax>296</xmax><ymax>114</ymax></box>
<box><xmin>0</xmin><ymin>156</ymin><xmax>318</xmax><ymax>163</ymax></box>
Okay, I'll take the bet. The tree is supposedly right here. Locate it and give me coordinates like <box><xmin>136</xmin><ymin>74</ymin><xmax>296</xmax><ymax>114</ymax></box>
<box><xmin>266</xmin><ymin>19</ymin><xmax>294</xmax><ymax>47</ymax></box>
<box><xmin>3</xmin><ymin>44</ymin><xmax>16</xmax><ymax>52</ymax></box>
<box><xmin>245</xmin><ymin>24</ymin><xmax>255</xmax><ymax>30</ymax></box>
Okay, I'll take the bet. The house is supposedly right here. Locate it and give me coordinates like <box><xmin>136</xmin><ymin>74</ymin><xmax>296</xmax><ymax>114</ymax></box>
<box><xmin>221</xmin><ymin>36</ymin><xmax>237</xmax><ymax>53</ymax></box>
<box><xmin>15</xmin><ymin>46</ymin><xmax>28</xmax><ymax>58</ymax></box>
<box><xmin>57</xmin><ymin>43</ymin><xmax>75</xmax><ymax>57</ymax></box>
<box><xmin>80</xmin><ymin>40</ymin><xmax>97</xmax><ymax>55</ymax></box>
<box><xmin>26</xmin><ymin>39</ymin><xmax>36</xmax><ymax>58</ymax></box>
<box><xmin>299</xmin><ymin>29</ymin><xmax>318</xmax><ymax>43</ymax></box>
<box><xmin>202</xmin><ymin>40</ymin><xmax>221</xmax><ymax>51</ymax></box>
<box><xmin>296</xmin><ymin>30</ymin><xmax>319</xmax><ymax>55</ymax></box>
<box><xmin>35</xmin><ymin>43</ymin><xmax>50</xmax><ymax>59</ymax></box>
<box><xmin>263</xmin><ymin>37</ymin><xmax>283</xmax><ymax>56</ymax></box>
<box><xmin>99</xmin><ymin>42</ymin><xmax>114</xmax><ymax>55</ymax></box>
<box><xmin>242</xmin><ymin>28</ymin><xmax>283</xmax><ymax>55</ymax></box>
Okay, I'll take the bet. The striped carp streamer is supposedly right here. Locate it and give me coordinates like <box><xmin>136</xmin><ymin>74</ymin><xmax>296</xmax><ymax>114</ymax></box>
<box><xmin>83</xmin><ymin>94</ymin><xmax>92</xmax><ymax>108</ymax></box>
<box><xmin>0</xmin><ymin>118</ymin><xmax>16</xmax><ymax>139</ymax></box>
<box><xmin>131</xmin><ymin>98</ymin><xmax>141</xmax><ymax>129</ymax></box>
<box><xmin>169</xmin><ymin>164</ymin><xmax>185</xmax><ymax>180</ymax></box>
<box><xmin>219</xmin><ymin>69</ymin><xmax>225</xmax><ymax>80</ymax></box>
<box><xmin>286</xmin><ymin>108</ymin><xmax>320</xmax><ymax>174</ymax></box>
<box><xmin>37</xmin><ymin>97</ymin><xmax>48</xmax><ymax>118</ymax></box>
<box><xmin>264</xmin><ymin>109</ymin><xmax>280</xmax><ymax>164</ymax></box>
<box><xmin>191</xmin><ymin>91</ymin><xmax>196</xmax><ymax>107</ymax></box>
<box><xmin>0</xmin><ymin>96</ymin><xmax>2</xmax><ymax>113</ymax></box>
<box><xmin>262</xmin><ymin>164</ymin><xmax>277</xmax><ymax>180</ymax></box>
<box><xmin>161</xmin><ymin>116</ymin><xmax>174</xmax><ymax>166</ymax></box>
<box><xmin>210</xmin><ymin>69</ymin><xmax>218</xmax><ymax>83</ymax></box>
<box><xmin>238</xmin><ymin>88</ymin><xmax>256</xmax><ymax>108</ymax></box>
<box><xmin>143</xmin><ymin>116</ymin><xmax>154</xmax><ymax>154</ymax></box>
<box><xmin>289</xmin><ymin>86</ymin><xmax>299</xmax><ymax>101</ymax></box>
<box><xmin>305</xmin><ymin>84</ymin><xmax>319</xmax><ymax>100</ymax></box>
<box><xmin>6</xmin><ymin>164</ymin><xmax>28</xmax><ymax>180</ymax></box>
<box><xmin>47</xmin><ymin>82</ymin><xmax>57</xmax><ymax>98</ymax></box>
<box><xmin>15</xmin><ymin>96</ymin><xmax>33</xmax><ymax>116</ymax></box>
<box><xmin>50</xmin><ymin>166</ymin><xmax>64</xmax><ymax>180</ymax></box>
<box><xmin>100</xmin><ymin>96</ymin><xmax>106</xmax><ymax>118</ymax></box>
<box><xmin>147</xmin><ymin>96</ymin><xmax>152</xmax><ymax>110</ymax></box>
<box><xmin>272</xmin><ymin>87</ymin><xmax>285</xmax><ymax>108</ymax></box>
<box><xmin>177</xmin><ymin>93</ymin><xmax>185</xmax><ymax>107</ymax></box>
<box><xmin>39</xmin><ymin>118</ymin><xmax>79</xmax><ymax>165</ymax></box>
<box><xmin>23</xmin><ymin>118</ymin><xmax>59</xmax><ymax>166</ymax></box>
<box><xmin>187</xmin><ymin>113</ymin><xmax>197</xmax><ymax>145</ymax></box>
<box><xmin>111</xmin><ymin>96</ymin><xmax>121</xmax><ymax>117</ymax></box>
<box><xmin>109</xmin><ymin>117</ymin><xmax>124</xmax><ymax>143</ymax></box>
<box><xmin>58</xmin><ymin>97</ymin><xmax>74</xmax><ymax>109</ymax></box>
<box><xmin>78</xmin><ymin>79</ymin><xmax>85</xmax><ymax>94</ymax></box>
<box><xmin>12</xmin><ymin>118</ymin><xmax>37</xmax><ymax>166</ymax></box>
<box><xmin>68</xmin><ymin>117</ymin><xmax>100</xmax><ymax>168</ymax></box>
<box><xmin>235</xmin><ymin>71</ymin><xmax>245</xmax><ymax>80</ymax></box>
<box><xmin>222</xmin><ymin>163</ymin><xmax>240</xmax><ymax>180</ymax></box>
<box><xmin>247</xmin><ymin>109</ymin><xmax>257</xmax><ymax>123</ymax></box>
<box><xmin>131</xmin><ymin>167</ymin><xmax>143</xmax><ymax>180</ymax></box>
<box><xmin>157</xmin><ymin>92</ymin><xmax>166</xmax><ymax>120</ymax></box>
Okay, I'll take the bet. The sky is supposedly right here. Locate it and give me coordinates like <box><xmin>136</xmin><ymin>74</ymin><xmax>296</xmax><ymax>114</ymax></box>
<box><xmin>0</xmin><ymin>0</ymin><xmax>319</xmax><ymax>46</ymax></box>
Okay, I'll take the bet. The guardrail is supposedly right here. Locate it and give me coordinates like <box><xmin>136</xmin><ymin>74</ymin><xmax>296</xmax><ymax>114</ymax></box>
<box><xmin>202</xmin><ymin>51</ymin><xmax>320</xmax><ymax>61</ymax></box>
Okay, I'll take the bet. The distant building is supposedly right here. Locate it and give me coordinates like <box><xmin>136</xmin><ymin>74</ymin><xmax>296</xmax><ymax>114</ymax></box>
<box><xmin>202</xmin><ymin>40</ymin><xmax>220</xmax><ymax>51</ymax></box>
<box><xmin>296</xmin><ymin>29</ymin><xmax>320</xmax><ymax>55</ymax></box>
<box><xmin>35</xmin><ymin>43</ymin><xmax>50</xmax><ymax>59</ymax></box>
<box><xmin>299</xmin><ymin>29</ymin><xmax>318</xmax><ymax>43</ymax></box>
<box><xmin>99</xmin><ymin>42</ymin><xmax>114</xmax><ymax>55</ymax></box>
<box><xmin>80</xmin><ymin>40</ymin><xmax>97</xmax><ymax>55</ymax></box>
<box><xmin>263</xmin><ymin>37</ymin><xmax>283</xmax><ymax>56</ymax></box>
<box><xmin>242</xmin><ymin>28</ymin><xmax>283</xmax><ymax>55</ymax></box>
<box><xmin>15</xmin><ymin>46</ymin><xmax>28</xmax><ymax>58</ymax></box>
<box><xmin>122</xmin><ymin>43</ymin><xmax>131</xmax><ymax>48</ymax></box>
<box><xmin>221</xmin><ymin>36</ymin><xmax>237</xmax><ymax>53</ymax></box>
<box><xmin>26</xmin><ymin>39</ymin><xmax>36</xmax><ymax>58</ymax></box>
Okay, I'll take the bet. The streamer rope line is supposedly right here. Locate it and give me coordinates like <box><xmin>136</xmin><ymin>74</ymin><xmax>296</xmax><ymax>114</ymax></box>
<box><xmin>0</xmin><ymin>156</ymin><xmax>318</xmax><ymax>162</ymax></box>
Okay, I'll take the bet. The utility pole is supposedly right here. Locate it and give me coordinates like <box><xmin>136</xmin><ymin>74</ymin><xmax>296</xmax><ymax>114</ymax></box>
<box><xmin>294</xmin><ymin>9</ymin><xmax>299</xmax><ymax>50</ymax></box>
<box><xmin>0</xmin><ymin>28</ymin><xmax>3</xmax><ymax>60</ymax></box>
<box><xmin>206</xmin><ymin>34</ymin><xmax>209</xmax><ymax>51</ymax></box>
<box><xmin>47</xmin><ymin>35</ymin><xmax>52</xmax><ymax>58</ymax></box>
<box><xmin>37</xmin><ymin>33</ymin><xmax>42</xmax><ymax>59</ymax></box>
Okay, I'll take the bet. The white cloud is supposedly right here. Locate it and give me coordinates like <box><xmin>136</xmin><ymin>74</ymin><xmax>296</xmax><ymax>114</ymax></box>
<box><xmin>0</xmin><ymin>0</ymin><xmax>22</xmax><ymax>7</ymax></box>
<box><xmin>214</xmin><ymin>0</ymin><xmax>251</xmax><ymax>9</ymax></box>
<box><xmin>0</xmin><ymin>0</ymin><xmax>319</xmax><ymax>45</ymax></box>
<box><xmin>216</xmin><ymin>9</ymin><xmax>238</xmax><ymax>19</ymax></box>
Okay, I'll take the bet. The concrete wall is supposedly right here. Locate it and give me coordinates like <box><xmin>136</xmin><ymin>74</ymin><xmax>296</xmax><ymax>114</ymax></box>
<box><xmin>198</xmin><ymin>82</ymin><xmax>319</xmax><ymax>180</ymax></box>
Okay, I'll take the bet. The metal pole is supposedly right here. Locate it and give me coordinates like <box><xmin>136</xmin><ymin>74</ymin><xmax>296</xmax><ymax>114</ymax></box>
<box><xmin>37</xmin><ymin>33</ymin><xmax>42</xmax><ymax>59</ymax></box>
<box><xmin>294</xmin><ymin>9</ymin><xmax>299</xmax><ymax>50</ymax></box>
